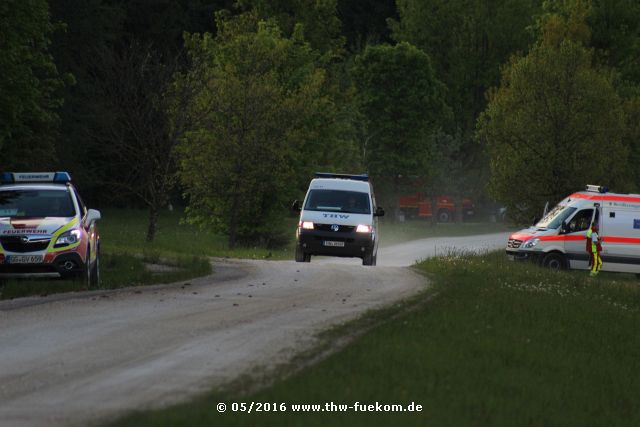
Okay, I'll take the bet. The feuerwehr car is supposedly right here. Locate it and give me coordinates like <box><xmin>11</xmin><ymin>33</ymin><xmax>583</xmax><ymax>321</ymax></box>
<box><xmin>0</xmin><ymin>172</ymin><xmax>101</xmax><ymax>286</ymax></box>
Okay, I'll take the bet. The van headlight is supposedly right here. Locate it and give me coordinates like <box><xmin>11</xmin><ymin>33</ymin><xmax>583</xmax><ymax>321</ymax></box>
<box><xmin>300</xmin><ymin>221</ymin><xmax>314</xmax><ymax>230</ymax></box>
<box><xmin>55</xmin><ymin>229</ymin><xmax>82</xmax><ymax>246</ymax></box>
<box><xmin>356</xmin><ymin>224</ymin><xmax>371</xmax><ymax>233</ymax></box>
<box><xmin>523</xmin><ymin>238</ymin><xmax>539</xmax><ymax>249</ymax></box>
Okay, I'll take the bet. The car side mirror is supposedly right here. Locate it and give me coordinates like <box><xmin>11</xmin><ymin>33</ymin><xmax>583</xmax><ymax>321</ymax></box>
<box><xmin>84</xmin><ymin>209</ymin><xmax>101</xmax><ymax>227</ymax></box>
<box><xmin>374</xmin><ymin>206</ymin><xmax>385</xmax><ymax>217</ymax></box>
<box><xmin>291</xmin><ymin>200</ymin><xmax>301</xmax><ymax>212</ymax></box>
<box><xmin>560</xmin><ymin>221</ymin><xmax>569</xmax><ymax>234</ymax></box>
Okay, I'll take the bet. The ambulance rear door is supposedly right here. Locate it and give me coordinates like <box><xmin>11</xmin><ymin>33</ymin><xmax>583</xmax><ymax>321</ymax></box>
<box><xmin>601</xmin><ymin>206</ymin><xmax>640</xmax><ymax>273</ymax></box>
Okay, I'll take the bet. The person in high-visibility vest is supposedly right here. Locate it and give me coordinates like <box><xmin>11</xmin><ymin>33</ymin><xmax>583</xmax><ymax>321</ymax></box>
<box><xmin>586</xmin><ymin>223</ymin><xmax>603</xmax><ymax>276</ymax></box>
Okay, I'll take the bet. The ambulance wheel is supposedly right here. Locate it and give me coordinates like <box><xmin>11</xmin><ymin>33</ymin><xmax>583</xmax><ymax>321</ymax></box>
<box><xmin>542</xmin><ymin>253</ymin><xmax>566</xmax><ymax>270</ymax></box>
<box><xmin>437</xmin><ymin>209</ymin><xmax>451</xmax><ymax>223</ymax></box>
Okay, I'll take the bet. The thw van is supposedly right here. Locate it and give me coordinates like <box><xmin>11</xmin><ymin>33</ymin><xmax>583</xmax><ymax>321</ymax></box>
<box><xmin>292</xmin><ymin>173</ymin><xmax>384</xmax><ymax>265</ymax></box>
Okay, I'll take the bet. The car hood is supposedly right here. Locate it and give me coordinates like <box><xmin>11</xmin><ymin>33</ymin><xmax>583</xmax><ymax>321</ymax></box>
<box><xmin>0</xmin><ymin>217</ymin><xmax>75</xmax><ymax>237</ymax></box>
<box><xmin>509</xmin><ymin>226</ymin><xmax>558</xmax><ymax>241</ymax></box>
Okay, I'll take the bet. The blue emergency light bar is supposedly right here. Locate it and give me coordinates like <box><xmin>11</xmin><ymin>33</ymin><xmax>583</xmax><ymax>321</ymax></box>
<box><xmin>315</xmin><ymin>172</ymin><xmax>369</xmax><ymax>182</ymax></box>
<box><xmin>586</xmin><ymin>184</ymin><xmax>608</xmax><ymax>193</ymax></box>
<box><xmin>0</xmin><ymin>172</ymin><xmax>72</xmax><ymax>184</ymax></box>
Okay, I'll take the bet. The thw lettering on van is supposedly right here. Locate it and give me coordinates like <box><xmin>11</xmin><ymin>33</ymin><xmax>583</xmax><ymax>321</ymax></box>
<box><xmin>323</xmin><ymin>214</ymin><xmax>350</xmax><ymax>219</ymax></box>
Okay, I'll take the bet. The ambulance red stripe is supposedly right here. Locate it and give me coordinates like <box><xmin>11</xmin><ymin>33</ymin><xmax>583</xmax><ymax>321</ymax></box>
<box><xmin>509</xmin><ymin>234</ymin><xmax>640</xmax><ymax>244</ymax></box>
<box><xmin>569</xmin><ymin>193</ymin><xmax>640</xmax><ymax>203</ymax></box>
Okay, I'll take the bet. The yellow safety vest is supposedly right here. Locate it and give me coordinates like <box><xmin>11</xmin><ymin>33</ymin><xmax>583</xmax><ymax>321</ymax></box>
<box><xmin>586</xmin><ymin>228</ymin><xmax>597</xmax><ymax>252</ymax></box>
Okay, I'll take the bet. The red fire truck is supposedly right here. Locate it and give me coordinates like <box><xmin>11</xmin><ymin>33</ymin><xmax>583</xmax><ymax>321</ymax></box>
<box><xmin>398</xmin><ymin>193</ymin><xmax>475</xmax><ymax>222</ymax></box>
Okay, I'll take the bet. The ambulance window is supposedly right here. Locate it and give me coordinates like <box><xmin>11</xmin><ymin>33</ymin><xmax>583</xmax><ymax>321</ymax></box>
<box><xmin>567</xmin><ymin>209</ymin><xmax>593</xmax><ymax>233</ymax></box>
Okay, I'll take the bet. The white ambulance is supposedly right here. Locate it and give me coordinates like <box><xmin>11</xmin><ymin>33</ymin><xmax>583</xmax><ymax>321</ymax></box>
<box><xmin>292</xmin><ymin>173</ymin><xmax>385</xmax><ymax>266</ymax></box>
<box><xmin>506</xmin><ymin>185</ymin><xmax>640</xmax><ymax>274</ymax></box>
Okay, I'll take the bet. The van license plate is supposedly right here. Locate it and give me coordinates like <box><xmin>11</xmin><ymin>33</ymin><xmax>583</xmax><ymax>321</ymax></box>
<box><xmin>7</xmin><ymin>255</ymin><xmax>44</xmax><ymax>264</ymax></box>
<box><xmin>323</xmin><ymin>241</ymin><xmax>345</xmax><ymax>247</ymax></box>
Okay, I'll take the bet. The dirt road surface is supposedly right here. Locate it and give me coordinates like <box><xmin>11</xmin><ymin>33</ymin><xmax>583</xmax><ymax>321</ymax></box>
<box><xmin>0</xmin><ymin>232</ymin><xmax>508</xmax><ymax>427</ymax></box>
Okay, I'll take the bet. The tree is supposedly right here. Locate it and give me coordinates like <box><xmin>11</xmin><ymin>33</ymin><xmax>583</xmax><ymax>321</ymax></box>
<box><xmin>91</xmin><ymin>43</ymin><xmax>194</xmax><ymax>242</ymax></box>
<box><xmin>177</xmin><ymin>12</ymin><xmax>337</xmax><ymax>248</ymax></box>
<box><xmin>589</xmin><ymin>0</ymin><xmax>640</xmax><ymax>85</ymax></box>
<box><xmin>623</xmin><ymin>97</ymin><xmax>640</xmax><ymax>191</ymax></box>
<box><xmin>351</xmin><ymin>42</ymin><xmax>450</xmax><ymax>218</ymax></box>
<box><xmin>390</xmin><ymin>0</ymin><xmax>540</xmax><ymax>135</ymax></box>
<box><xmin>0</xmin><ymin>0</ymin><xmax>65</xmax><ymax>169</ymax></box>
<box><xmin>336</xmin><ymin>0</ymin><xmax>397</xmax><ymax>51</ymax></box>
<box><xmin>236</xmin><ymin>0</ymin><xmax>344</xmax><ymax>59</ymax></box>
<box><xmin>477</xmin><ymin>4</ymin><xmax>629</xmax><ymax>224</ymax></box>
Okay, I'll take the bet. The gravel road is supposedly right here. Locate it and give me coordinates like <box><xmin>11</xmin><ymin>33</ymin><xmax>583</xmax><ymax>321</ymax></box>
<box><xmin>0</xmin><ymin>232</ymin><xmax>508</xmax><ymax>427</ymax></box>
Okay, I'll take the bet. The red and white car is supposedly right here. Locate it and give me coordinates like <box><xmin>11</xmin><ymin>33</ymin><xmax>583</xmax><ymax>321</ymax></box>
<box><xmin>0</xmin><ymin>172</ymin><xmax>101</xmax><ymax>286</ymax></box>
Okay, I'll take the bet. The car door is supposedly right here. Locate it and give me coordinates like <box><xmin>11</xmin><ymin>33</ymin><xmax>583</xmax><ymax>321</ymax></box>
<box><xmin>563</xmin><ymin>208</ymin><xmax>596</xmax><ymax>269</ymax></box>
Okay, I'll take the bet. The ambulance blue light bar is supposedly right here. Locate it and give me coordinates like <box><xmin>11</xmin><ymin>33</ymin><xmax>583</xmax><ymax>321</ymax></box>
<box><xmin>0</xmin><ymin>172</ymin><xmax>72</xmax><ymax>184</ymax></box>
<box><xmin>315</xmin><ymin>172</ymin><xmax>369</xmax><ymax>182</ymax></box>
<box><xmin>586</xmin><ymin>184</ymin><xmax>608</xmax><ymax>193</ymax></box>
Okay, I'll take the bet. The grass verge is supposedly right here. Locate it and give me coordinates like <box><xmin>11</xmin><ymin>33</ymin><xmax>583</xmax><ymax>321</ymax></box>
<box><xmin>379</xmin><ymin>220</ymin><xmax>513</xmax><ymax>246</ymax></box>
<box><xmin>0</xmin><ymin>252</ymin><xmax>211</xmax><ymax>299</ymax></box>
<box><xmin>109</xmin><ymin>250</ymin><xmax>640</xmax><ymax>426</ymax></box>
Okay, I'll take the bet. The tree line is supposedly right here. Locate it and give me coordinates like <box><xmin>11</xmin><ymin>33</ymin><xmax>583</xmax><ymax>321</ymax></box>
<box><xmin>1</xmin><ymin>0</ymin><xmax>639</xmax><ymax>245</ymax></box>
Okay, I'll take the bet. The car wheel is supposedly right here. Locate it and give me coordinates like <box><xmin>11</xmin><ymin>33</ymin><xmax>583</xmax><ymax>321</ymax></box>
<box><xmin>542</xmin><ymin>253</ymin><xmax>566</xmax><ymax>270</ymax></box>
<box><xmin>81</xmin><ymin>246</ymin><xmax>99</xmax><ymax>288</ymax></box>
<box><xmin>90</xmin><ymin>245</ymin><xmax>100</xmax><ymax>288</ymax></box>
<box><xmin>438</xmin><ymin>209</ymin><xmax>451</xmax><ymax>223</ymax></box>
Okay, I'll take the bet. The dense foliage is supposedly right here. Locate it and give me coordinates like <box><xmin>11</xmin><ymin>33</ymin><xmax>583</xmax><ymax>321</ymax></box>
<box><xmin>3</xmin><ymin>0</ymin><xmax>640</xmax><ymax>243</ymax></box>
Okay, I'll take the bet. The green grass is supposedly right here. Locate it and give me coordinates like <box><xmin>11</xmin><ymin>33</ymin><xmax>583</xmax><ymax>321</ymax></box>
<box><xmin>0</xmin><ymin>252</ymin><xmax>211</xmax><ymax>299</ymax></box>
<box><xmin>99</xmin><ymin>208</ymin><xmax>297</xmax><ymax>260</ymax></box>
<box><xmin>109</xmin><ymin>251</ymin><xmax>640</xmax><ymax>427</ymax></box>
<box><xmin>378</xmin><ymin>219</ymin><xmax>514</xmax><ymax>246</ymax></box>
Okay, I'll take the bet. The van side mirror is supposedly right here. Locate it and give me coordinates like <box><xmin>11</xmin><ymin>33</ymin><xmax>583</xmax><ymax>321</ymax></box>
<box><xmin>560</xmin><ymin>221</ymin><xmax>569</xmax><ymax>234</ymax></box>
<box><xmin>84</xmin><ymin>209</ymin><xmax>101</xmax><ymax>227</ymax></box>
<box><xmin>374</xmin><ymin>206</ymin><xmax>385</xmax><ymax>217</ymax></box>
<box><xmin>291</xmin><ymin>200</ymin><xmax>301</xmax><ymax>212</ymax></box>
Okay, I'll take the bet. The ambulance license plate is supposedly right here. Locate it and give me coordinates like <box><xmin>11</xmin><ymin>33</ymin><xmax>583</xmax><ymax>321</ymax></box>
<box><xmin>6</xmin><ymin>255</ymin><xmax>44</xmax><ymax>264</ymax></box>
<box><xmin>323</xmin><ymin>241</ymin><xmax>345</xmax><ymax>247</ymax></box>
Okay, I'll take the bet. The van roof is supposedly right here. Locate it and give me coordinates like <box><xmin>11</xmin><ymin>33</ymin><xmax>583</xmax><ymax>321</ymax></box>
<box><xmin>569</xmin><ymin>191</ymin><xmax>640</xmax><ymax>204</ymax></box>
<box><xmin>309</xmin><ymin>178</ymin><xmax>371</xmax><ymax>193</ymax></box>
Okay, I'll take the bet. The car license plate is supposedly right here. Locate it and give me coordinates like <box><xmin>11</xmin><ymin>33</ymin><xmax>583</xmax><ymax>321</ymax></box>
<box><xmin>323</xmin><ymin>240</ymin><xmax>345</xmax><ymax>247</ymax></box>
<box><xmin>507</xmin><ymin>254</ymin><xmax>515</xmax><ymax>261</ymax></box>
<box><xmin>6</xmin><ymin>255</ymin><xmax>44</xmax><ymax>264</ymax></box>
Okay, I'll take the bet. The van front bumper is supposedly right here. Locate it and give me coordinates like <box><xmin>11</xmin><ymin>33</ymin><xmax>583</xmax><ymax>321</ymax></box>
<box><xmin>506</xmin><ymin>249</ymin><xmax>541</xmax><ymax>263</ymax></box>
<box><xmin>297</xmin><ymin>229</ymin><xmax>375</xmax><ymax>258</ymax></box>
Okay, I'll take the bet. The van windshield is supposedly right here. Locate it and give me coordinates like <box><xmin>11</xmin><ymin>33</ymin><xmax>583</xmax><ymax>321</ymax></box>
<box><xmin>0</xmin><ymin>189</ymin><xmax>76</xmax><ymax>218</ymax></box>
<box><xmin>304</xmin><ymin>190</ymin><xmax>371</xmax><ymax>214</ymax></box>
<box><xmin>536</xmin><ymin>205</ymin><xmax>577</xmax><ymax>229</ymax></box>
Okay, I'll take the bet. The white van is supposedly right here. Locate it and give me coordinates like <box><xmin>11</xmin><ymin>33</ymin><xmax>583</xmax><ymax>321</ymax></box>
<box><xmin>506</xmin><ymin>185</ymin><xmax>640</xmax><ymax>274</ymax></box>
<box><xmin>292</xmin><ymin>173</ymin><xmax>384</xmax><ymax>265</ymax></box>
